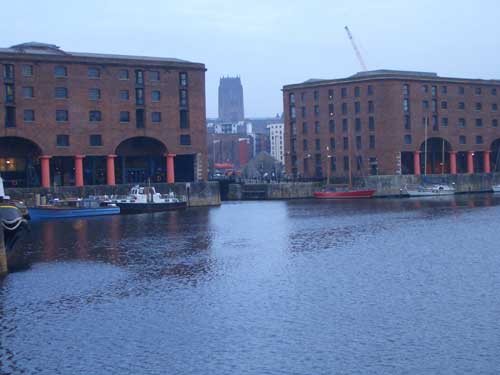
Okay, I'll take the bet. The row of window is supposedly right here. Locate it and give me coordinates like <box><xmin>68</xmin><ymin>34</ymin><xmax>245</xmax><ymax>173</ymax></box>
<box><xmin>290</xmin><ymin>101</ymin><xmax>375</xmax><ymax>118</ymax></box>
<box><xmin>291</xmin><ymin>117</ymin><xmax>376</xmax><ymax>136</ymax></box>
<box><xmin>298</xmin><ymin>135</ymin><xmax>376</xmax><ymax>152</ymax></box>
<box><xmin>403</xmin><ymin>84</ymin><xmax>498</xmax><ymax>97</ymax></box>
<box><xmin>403</xmin><ymin>134</ymin><xmax>484</xmax><ymax>146</ymax></box>
<box><xmin>403</xmin><ymin>115</ymin><xmax>499</xmax><ymax>130</ymax></box>
<box><xmin>289</xmin><ymin>86</ymin><xmax>375</xmax><ymax>105</ymax></box>
<box><xmin>404</xmin><ymin>99</ymin><xmax>499</xmax><ymax>112</ymax></box>
<box><xmin>3</xmin><ymin>64</ymin><xmax>189</xmax><ymax>87</ymax></box>
<box><xmin>11</xmin><ymin>86</ymin><xmax>188</xmax><ymax>106</ymax></box>
<box><xmin>55</xmin><ymin>134</ymin><xmax>192</xmax><ymax>147</ymax></box>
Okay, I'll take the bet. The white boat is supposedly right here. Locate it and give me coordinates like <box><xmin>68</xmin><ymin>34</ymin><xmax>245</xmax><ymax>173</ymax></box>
<box><xmin>404</xmin><ymin>184</ymin><xmax>456</xmax><ymax>197</ymax></box>
<box><xmin>492</xmin><ymin>185</ymin><xmax>500</xmax><ymax>193</ymax></box>
<box><xmin>113</xmin><ymin>186</ymin><xmax>187</xmax><ymax>214</ymax></box>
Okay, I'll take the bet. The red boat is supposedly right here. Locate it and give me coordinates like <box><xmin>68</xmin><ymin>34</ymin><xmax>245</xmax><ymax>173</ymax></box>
<box><xmin>313</xmin><ymin>189</ymin><xmax>376</xmax><ymax>199</ymax></box>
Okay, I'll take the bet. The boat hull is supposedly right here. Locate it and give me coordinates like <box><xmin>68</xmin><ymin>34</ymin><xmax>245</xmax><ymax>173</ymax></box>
<box><xmin>116</xmin><ymin>201</ymin><xmax>187</xmax><ymax>214</ymax></box>
<box><xmin>492</xmin><ymin>185</ymin><xmax>500</xmax><ymax>193</ymax></box>
<box><xmin>313</xmin><ymin>190</ymin><xmax>376</xmax><ymax>199</ymax></box>
<box><xmin>29</xmin><ymin>207</ymin><xmax>120</xmax><ymax>220</ymax></box>
<box><xmin>406</xmin><ymin>190</ymin><xmax>455</xmax><ymax>197</ymax></box>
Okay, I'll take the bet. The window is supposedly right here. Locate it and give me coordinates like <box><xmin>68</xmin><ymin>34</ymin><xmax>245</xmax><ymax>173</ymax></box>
<box><xmin>369</xmin><ymin>157</ymin><xmax>378</xmax><ymax>175</ymax></box>
<box><xmin>22</xmin><ymin>86</ymin><xmax>34</xmax><ymax>98</ymax></box>
<box><xmin>88</xmin><ymin>88</ymin><xmax>101</xmax><ymax>100</ymax></box>
<box><xmin>22</xmin><ymin>65</ymin><xmax>33</xmax><ymax>77</ymax></box>
<box><xmin>422</xmin><ymin>100</ymin><xmax>429</xmax><ymax>110</ymax></box>
<box><xmin>341</xmin><ymin>103</ymin><xmax>347</xmax><ymax>115</ymax></box>
<box><xmin>403</xmin><ymin>98</ymin><xmax>409</xmax><ymax>112</ymax></box>
<box><xmin>441</xmin><ymin>117</ymin><xmax>448</xmax><ymax>127</ymax></box>
<box><xmin>314</xmin><ymin>105</ymin><xmax>319</xmax><ymax>115</ymax></box>
<box><xmin>403</xmin><ymin>84</ymin><xmax>409</xmax><ymax>97</ymax></box>
<box><xmin>289</xmin><ymin>93</ymin><xmax>296</xmax><ymax>104</ymax></box>
<box><xmin>89</xmin><ymin>110</ymin><xmax>102</xmax><ymax>122</ymax></box>
<box><xmin>119</xmin><ymin>69</ymin><xmax>129</xmax><ymax>80</ymax></box>
<box><xmin>5</xmin><ymin>107</ymin><xmax>15</xmax><ymax>128</ymax></box>
<box><xmin>355</xmin><ymin>118</ymin><xmax>361</xmax><ymax>132</ymax></box>
<box><xmin>330</xmin><ymin>137</ymin><xmax>335</xmax><ymax>150</ymax></box>
<box><xmin>431</xmin><ymin>86</ymin><xmax>437</xmax><ymax>97</ymax></box>
<box><xmin>404</xmin><ymin>115</ymin><xmax>410</xmax><ymax>129</ymax></box>
<box><xmin>458</xmin><ymin>118</ymin><xmax>466</xmax><ymax>128</ymax></box>
<box><xmin>329</xmin><ymin>119</ymin><xmax>335</xmax><ymax>132</ymax></box>
<box><xmin>120</xmin><ymin>90</ymin><xmax>129</xmax><ymax>101</ymax></box>
<box><xmin>149</xmin><ymin>71</ymin><xmax>160</xmax><ymax>81</ymax></box>
<box><xmin>343</xmin><ymin>136</ymin><xmax>348</xmax><ymax>150</ymax></box>
<box><xmin>356</xmin><ymin>156</ymin><xmax>363</xmax><ymax>171</ymax></box>
<box><xmin>369</xmin><ymin>116</ymin><xmax>375</xmax><ymax>131</ymax></box>
<box><xmin>491</xmin><ymin>88</ymin><xmax>497</xmax><ymax>96</ymax></box>
<box><xmin>475</xmin><ymin>118</ymin><xmax>483</xmax><ymax>127</ymax></box>
<box><xmin>328</xmin><ymin>103</ymin><xmax>334</xmax><ymax>116</ymax></box>
<box><xmin>475</xmin><ymin>102</ymin><xmax>482</xmax><ymax>111</ymax></box>
<box><xmin>369</xmin><ymin>135</ymin><xmax>375</xmax><ymax>149</ymax></box>
<box><xmin>24</xmin><ymin>109</ymin><xmax>35</xmax><ymax>122</ymax></box>
<box><xmin>328</xmin><ymin>89</ymin><xmax>333</xmax><ymax>100</ymax></box>
<box><xmin>341</xmin><ymin>87</ymin><xmax>347</xmax><ymax>98</ymax></box>
<box><xmin>404</xmin><ymin>134</ymin><xmax>412</xmax><ymax>144</ymax></box>
<box><xmin>330</xmin><ymin>156</ymin><xmax>336</xmax><ymax>172</ymax></box>
<box><xmin>136</xmin><ymin>109</ymin><xmax>145</xmax><ymax>128</ymax></box>
<box><xmin>301</xmin><ymin>107</ymin><xmax>306</xmax><ymax>117</ymax></box>
<box><xmin>315</xmin><ymin>139</ymin><xmax>320</xmax><ymax>151</ymax></box>
<box><xmin>152</xmin><ymin>90</ymin><xmax>161</xmax><ymax>102</ymax></box>
<box><xmin>354</xmin><ymin>102</ymin><xmax>360</xmax><ymax>113</ymax></box>
<box><xmin>476</xmin><ymin>135</ymin><xmax>483</xmax><ymax>144</ymax></box>
<box><xmin>441</xmin><ymin>86</ymin><xmax>447</xmax><ymax>94</ymax></box>
<box><xmin>441</xmin><ymin>101</ymin><xmax>447</xmax><ymax>109</ymax></box>
<box><xmin>56</xmin><ymin>134</ymin><xmax>69</xmax><ymax>147</ymax></box>
<box><xmin>89</xmin><ymin>134</ymin><xmax>102</xmax><ymax>146</ymax></box>
<box><xmin>342</xmin><ymin>118</ymin><xmax>348</xmax><ymax>132</ymax></box>
<box><xmin>4</xmin><ymin>84</ymin><xmax>14</xmax><ymax>104</ymax></box>
<box><xmin>135</xmin><ymin>70</ymin><xmax>144</xmax><ymax>85</ymax></box>
<box><xmin>54</xmin><ymin>66</ymin><xmax>67</xmax><ymax>78</ymax></box>
<box><xmin>458</xmin><ymin>102</ymin><xmax>465</xmax><ymax>110</ymax></box>
<box><xmin>458</xmin><ymin>86</ymin><xmax>465</xmax><ymax>95</ymax></box>
<box><xmin>367</xmin><ymin>85</ymin><xmax>374</xmax><ymax>95</ymax></box>
<box><xmin>475</xmin><ymin>87</ymin><xmax>482</xmax><ymax>95</ymax></box>
<box><xmin>343</xmin><ymin>156</ymin><xmax>349</xmax><ymax>171</ymax></box>
<box><xmin>56</xmin><ymin>110</ymin><xmax>68</xmax><ymax>122</ymax></box>
<box><xmin>152</xmin><ymin>112</ymin><xmax>162</xmax><ymax>123</ymax></box>
<box><xmin>314</xmin><ymin>121</ymin><xmax>320</xmax><ymax>134</ymax></box>
<box><xmin>136</xmin><ymin>88</ymin><xmax>144</xmax><ymax>105</ymax></box>
<box><xmin>3</xmin><ymin>64</ymin><xmax>14</xmax><ymax>80</ymax></box>
<box><xmin>290</xmin><ymin>106</ymin><xmax>296</xmax><ymax>119</ymax></box>
<box><xmin>432</xmin><ymin>99</ymin><xmax>437</xmax><ymax>112</ymax></box>
<box><xmin>313</xmin><ymin>90</ymin><xmax>319</xmax><ymax>102</ymax></box>
<box><xmin>88</xmin><ymin>67</ymin><xmax>100</xmax><ymax>78</ymax></box>
<box><xmin>492</xmin><ymin>103</ymin><xmax>498</xmax><ymax>112</ymax></box>
<box><xmin>492</xmin><ymin>119</ymin><xmax>498</xmax><ymax>128</ymax></box>
<box><xmin>179</xmin><ymin>72</ymin><xmax>188</xmax><ymax>87</ymax></box>
<box><xmin>432</xmin><ymin>115</ymin><xmax>438</xmax><ymax>130</ymax></box>
<box><xmin>302</xmin><ymin>122</ymin><xmax>308</xmax><ymax>134</ymax></box>
<box><xmin>368</xmin><ymin>100</ymin><xmax>374</xmax><ymax>113</ymax></box>
<box><xmin>300</xmin><ymin>92</ymin><xmax>305</xmax><ymax>102</ymax></box>
<box><xmin>180</xmin><ymin>109</ymin><xmax>189</xmax><ymax>128</ymax></box>
<box><xmin>180</xmin><ymin>134</ymin><xmax>191</xmax><ymax>145</ymax></box>
<box><xmin>422</xmin><ymin>85</ymin><xmax>428</xmax><ymax>93</ymax></box>
<box><xmin>302</xmin><ymin>139</ymin><xmax>308</xmax><ymax>151</ymax></box>
<box><xmin>354</xmin><ymin>87</ymin><xmax>360</xmax><ymax>97</ymax></box>
<box><xmin>356</xmin><ymin>135</ymin><xmax>362</xmax><ymax>150</ymax></box>
<box><xmin>120</xmin><ymin>111</ymin><xmax>130</xmax><ymax>123</ymax></box>
<box><xmin>459</xmin><ymin>135</ymin><xmax>466</xmax><ymax>145</ymax></box>
<box><xmin>54</xmin><ymin>87</ymin><xmax>68</xmax><ymax>98</ymax></box>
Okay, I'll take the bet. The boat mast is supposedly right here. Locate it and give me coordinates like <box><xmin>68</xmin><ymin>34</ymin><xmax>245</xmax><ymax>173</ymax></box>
<box><xmin>348</xmin><ymin>118</ymin><xmax>353</xmax><ymax>189</ymax></box>
<box><xmin>441</xmin><ymin>138</ymin><xmax>445</xmax><ymax>175</ymax></box>
<box><xmin>325</xmin><ymin>146</ymin><xmax>330</xmax><ymax>185</ymax></box>
<box><xmin>424</xmin><ymin>116</ymin><xmax>428</xmax><ymax>175</ymax></box>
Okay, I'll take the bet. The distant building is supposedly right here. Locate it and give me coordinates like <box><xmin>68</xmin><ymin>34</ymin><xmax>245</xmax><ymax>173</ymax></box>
<box><xmin>218</xmin><ymin>76</ymin><xmax>244</xmax><ymax>122</ymax></box>
<box><xmin>267</xmin><ymin>123</ymin><xmax>285</xmax><ymax>164</ymax></box>
<box><xmin>208</xmin><ymin>133</ymin><xmax>252</xmax><ymax>175</ymax></box>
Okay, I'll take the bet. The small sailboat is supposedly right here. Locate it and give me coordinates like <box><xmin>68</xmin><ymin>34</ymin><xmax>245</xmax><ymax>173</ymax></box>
<box><xmin>404</xmin><ymin>184</ymin><xmax>455</xmax><ymax>197</ymax></box>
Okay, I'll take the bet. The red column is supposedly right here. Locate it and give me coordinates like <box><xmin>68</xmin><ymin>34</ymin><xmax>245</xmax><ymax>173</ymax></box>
<box><xmin>450</xmin><ymin>151</ymin><xmax>457</xmax><ymax>175</ymax></box>
<box><xmin>413</xmin><ymin>151</ymin><xmax>421</xmax><ymax>176</ymax></box>
<box><xmin>106</xmin><ymin>155</ymin><xmax>116</xmax><ymax>186</ymax></box>
<box><xmin>467</xmin><ymin>151</ymin><xmax>474</xmax><ymax>174</ymax></box>
<box><xmin>74</xmin><ymin>155</ymin><xmax>85</xmax><ymax>187</ymax></box>
<box><xmin>484</xmin><ymin>151</ymin><xmax>491</xmax><ymax>173</ymax></box>
<box><xmin>40</xmin><ymin>155</ymin><xmax>51</xmax><ymax>188</ymax></box>
<box><xmin>166</xmin><ymin>154</ymin><xmax>176</xmax><ymax>184</ymax></box>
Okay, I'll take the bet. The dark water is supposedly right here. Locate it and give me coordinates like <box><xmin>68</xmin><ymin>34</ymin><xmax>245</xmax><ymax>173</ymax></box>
<box><xmin>1</xmin><ymin>195</ymin><xmax>500</xmax><ymax>375</ymax></box>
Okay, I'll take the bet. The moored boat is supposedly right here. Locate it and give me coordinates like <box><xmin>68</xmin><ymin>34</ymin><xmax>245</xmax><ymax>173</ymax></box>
<box><xmin>29</xmin><ymin>198</ymin><xmax>120</xmax><ymax>220</ymax></box>
<box><xmin>404</xmin><ymin>184</ymin><xmax>455</xmax><ymax>197</ymax></box>
<box><xmin>492</xmin><ymin>185</ymin><xmax>500</xmax><ymax>193</ymax></box>
<box><xmin>114</xmin><ymin>186</ymin><xmax>187</xmax><ymax>214</ymax></box>
<box><xmin>313</xmin><ymin>189</ymin><xmax>376</xmax><ymax>199</ymax></box>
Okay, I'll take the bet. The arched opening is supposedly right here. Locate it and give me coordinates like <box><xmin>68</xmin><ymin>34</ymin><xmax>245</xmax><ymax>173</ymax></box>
<box><xmin>491</xmin><ymin>139</ymin><xmax>500</xmax><ymax>172</ymax></box>
<box><xmin>419</xmin><ymin>137</ymin><xmax>452</xmax><ymax>174</ymax></box>
<box><xmin>115</xmin><ymin>137</ymin><xmax>167</xmax><ymax>184</ymax></box>
<box><xmin>0</xmin><ymin>137</ymin><xmax>42</xmax><ymax>187</ymax></box>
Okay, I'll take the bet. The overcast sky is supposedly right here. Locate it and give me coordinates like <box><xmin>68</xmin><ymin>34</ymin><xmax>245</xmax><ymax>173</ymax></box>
<box><xmin>1</xmin><ymin>0</ymin><xmax>499</xmax><ymax>118</ymax></box>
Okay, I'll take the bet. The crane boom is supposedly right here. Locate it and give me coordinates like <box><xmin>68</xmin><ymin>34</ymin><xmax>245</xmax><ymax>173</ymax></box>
<box><xmin>344</xmin><ymin>26</ymin><xmax>367</xmax><ymax>71</ymax></box>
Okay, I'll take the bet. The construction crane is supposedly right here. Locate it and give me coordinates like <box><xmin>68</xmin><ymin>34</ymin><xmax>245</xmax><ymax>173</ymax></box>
<box><xmin>344</xmin><ymin>26</ymin><xmax>367</xmax><ymax>71</ymax></box>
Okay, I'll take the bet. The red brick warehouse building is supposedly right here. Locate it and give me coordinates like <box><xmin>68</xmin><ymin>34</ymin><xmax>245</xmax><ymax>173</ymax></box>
<box><xmin>283</xmin><ymin>70</ymin><xmax>500</xmax><ymax>179</ymax></box>
<box><xmin>0</xmin><ymin>42</ymin><xmax>207</xmax><ymax>188</ymax></box>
